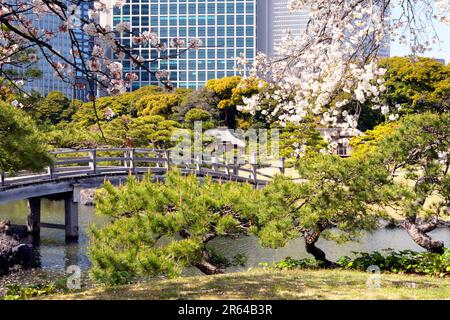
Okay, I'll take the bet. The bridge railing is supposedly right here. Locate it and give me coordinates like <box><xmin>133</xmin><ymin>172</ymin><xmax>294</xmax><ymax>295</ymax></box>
<box><xmin>0</xmin><ymin>148</ymin><xmax>285</xmax><ymax>188</ymax></box>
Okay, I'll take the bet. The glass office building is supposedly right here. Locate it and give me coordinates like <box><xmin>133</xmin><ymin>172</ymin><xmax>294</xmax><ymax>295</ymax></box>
<box><xmin>257</xmin><ymin>0</ymin><xmax>309</xmax><ymax>56</ymax></box>
<box><xmin>109</xmin><ymin>0</ymin><xmax>257</xmax><ymax>90</ymax></box>
<box><xmin>20</xmin><ymin>2</ymin><xmax>92</xmax><ymax>100</ymax></box>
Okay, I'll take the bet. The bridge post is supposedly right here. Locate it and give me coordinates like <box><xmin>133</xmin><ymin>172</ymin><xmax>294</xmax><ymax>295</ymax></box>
<box><xmin>280</xmin><ymin>157</ymin><xmax>286</xmax><ymax>174</ymax></box>
<box><xmin>233</xmin><ymin>144</ymin><xmax>239</xmax><ymax>176</ymax></box>
<box><xmin>123</xmin><ymin>150</ymin><xmax>129</xmax><ymax>169</ymax></box>
<box><xmin>27</xmin><ymin>197</ymin><xmax>41</xmax><ymax>235</ymax></box>
<box><xmin>129</xmin><ymin>149</ymin><xmax>136</xmax><ymax>174</ymax></box>
<box><xmin>0</xmin><ymin>172</ymin><xmax>5</xmax><ymax>187</ymax></box>
<box><xmin>196</xmin><ymin>155</ymin><xmax>202</xmax><ymax>174</ymax></box>
<box><xmin>165</xmin><ymin>150</ymin><xmax>171</xmax><ymax>171</ymax></box>
<box><xmin>157</xmin><ymin>152</ymin><xmax>163</xmax><ymax>168</ymax></box>
<box><xmin>89</xmin><ymin>150</ymin><xmax>97</xmax><ymax>174</ymax></box>
<box><xmin>225</xmin><ymin>160</ymin><xmax>232</xmax><ymax>180</ymax></box>
<box><xmin>47</xmin><ymin>162</ymin><xmax>55</xmax><ymax>179</ymax></box>
<box><xmin>64</xmin><ymin>192</ymin><xmax>79</xmax><ymax>240</ymax></box>
<box><xmin>211</xmin><ymin>156</ymin><xmax>217</xmax><ymax>172</ymax></box>
<box><xmin>250</xmin><ymin>152</ymin><xmax>258</xmax><ymax>187</ymax></box>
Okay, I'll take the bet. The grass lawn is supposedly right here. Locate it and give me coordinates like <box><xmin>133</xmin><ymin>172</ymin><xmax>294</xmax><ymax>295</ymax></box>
<box><xmin>47</xmin><ymin>269</ymin><xmax>450</xmax><ymax>300</ymax></box>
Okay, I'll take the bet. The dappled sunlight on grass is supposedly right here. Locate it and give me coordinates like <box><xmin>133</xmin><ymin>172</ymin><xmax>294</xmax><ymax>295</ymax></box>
<box><xmin>45</xmin><ymin>269</ymin><xmax>450</xmax><ymax>300</ymax></box>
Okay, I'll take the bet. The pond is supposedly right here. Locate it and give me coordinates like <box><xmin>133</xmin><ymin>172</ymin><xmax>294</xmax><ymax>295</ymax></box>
<box><xmin>0</xmin><ymin>199</ymin><xmax>449</xmax><ymax>276</ymax></box>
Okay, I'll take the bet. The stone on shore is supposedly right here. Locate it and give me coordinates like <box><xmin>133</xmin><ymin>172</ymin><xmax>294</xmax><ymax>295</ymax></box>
<box><xmin>79</xmin><ymin>189</ymin><xmax>96</xmax><ymax>206</ymax></box>
<box><xmin>0</xmin><ymin>220</ymin><xmax>34</xmax><ymax>275</ymax></box>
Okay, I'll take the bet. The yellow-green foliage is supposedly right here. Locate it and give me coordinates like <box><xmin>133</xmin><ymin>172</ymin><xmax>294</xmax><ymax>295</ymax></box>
<box><xmin>128</xmin><ymin>115</ymin><xmax>181</xmax><ymax>148</ymax></box>
<box><xmin>205</xmin><ymin>76</ymin><xmax>262</xmax><ymax>128</ymax></box>
<box><xmin>137</xmin><ymin>93</ymin><xmax>179</xmax><ymax>117</ymax></box>
<box><xmin>278</xmin><ymin>120</ymin><xmax>328</xmax><ymax>161</ymax></box>
<box><xmin>379</xmin><ymin>57</ymin><xmax>450</xmax><ymax>114</ymax></box>
<box><xmin>71</xmin><ymin>86</ymin><xmax>165</xmax><ymax>127</ymax></box>
<box><xmin>206</xmin><ymin>76</ymin><xmax>242</xmax><ymax>102</ymax></box>
<box><xmin>45</xmin><ymin>124</ymin><xmax>102</xmax><ymax>149</ymax></box>
<box><xmin>136</xmin><ymin>88</ymin><xmax>191</xmax><ymax>117</ymax></box>
<box><xmin>350</xmin><ymin>121</ymin><xmax>399</xmax><ymax>159</ymax></box>
<box><xmin>184</xmin><ymin>108</ymin><xmax>214</xmax><ymax>129</ymax></box>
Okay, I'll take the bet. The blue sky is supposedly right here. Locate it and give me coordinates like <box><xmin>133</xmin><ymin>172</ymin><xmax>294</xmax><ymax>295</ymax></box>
<box><xmin>390</xmin><ymin>9</ymin><xmax>450</xmax><ymax>63</ymax></box>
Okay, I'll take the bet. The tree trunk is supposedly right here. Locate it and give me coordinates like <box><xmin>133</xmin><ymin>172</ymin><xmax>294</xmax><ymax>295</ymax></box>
<box><xmin>179</xmin><ymin>229</ymin><xmax>224</xmax><ymax>275</ymax></box>
<box><xmin>303</xmin><ymin>229</ymin><xmax>335</xmax><ymax>267</ymax></box>
<box><xmin>194</xmin><ymin>249</ymin><xmax>224</xmax><ymax>275</ymax></box>
<box><xmin>403</xmin><ymin>218</ymin><xmax>444</xmax><ymax>254</ymax></box>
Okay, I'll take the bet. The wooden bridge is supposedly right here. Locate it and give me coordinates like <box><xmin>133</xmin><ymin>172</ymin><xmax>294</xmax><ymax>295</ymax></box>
<box><xmin>0</xmin><ymin>148</ymin><xmax>285</xmax><ymax>240</ymax></box>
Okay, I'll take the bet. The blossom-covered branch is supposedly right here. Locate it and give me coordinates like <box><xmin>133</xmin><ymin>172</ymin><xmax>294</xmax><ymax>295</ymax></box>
<box><xmin>239</xmin><ymin>0</ymin><xmax>449</xmax><ymax>132</ymax></box>
<box><xmin>0</xmin><ymin>0</ymin><xmax>202</xmax><ymax>98</ymax></box>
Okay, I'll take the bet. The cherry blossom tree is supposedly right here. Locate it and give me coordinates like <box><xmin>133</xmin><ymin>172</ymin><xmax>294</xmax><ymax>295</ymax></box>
<box><xmin>239</xmin><ymin>0</ymin><xmax>449</xmax><ymax>133</ymax></box>
<box><xmin>0</xmin><ymin>0</ymin><xmax>202</xmax><ymax>138</ymax></box>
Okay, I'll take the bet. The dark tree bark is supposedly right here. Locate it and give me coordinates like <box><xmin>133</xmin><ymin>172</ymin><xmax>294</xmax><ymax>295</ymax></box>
<box><xmin>179</xmin><ymin>228</ymin><xmax>224</xmax><ymax>275</ymax></box>
<box><xmin>403</xmin><ymin>217</ymin><xmax>444</xmax><ymax>254</ymax></box>
<box><xmin>302</xmin><ymin>227</ymin><xmax>335</xmax><ymax>267</ymax></box>
<box><xmin>194</xmin><ymin>249</ymin><xmax>225</xmax><ymax>275</ymax></box>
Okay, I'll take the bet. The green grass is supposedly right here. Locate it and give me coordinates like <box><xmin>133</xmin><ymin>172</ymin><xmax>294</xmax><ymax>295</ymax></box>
<box><xmin>46</xmin><ymin>269</ymin><xmax>450</xmax><ymax>300</ymax></box>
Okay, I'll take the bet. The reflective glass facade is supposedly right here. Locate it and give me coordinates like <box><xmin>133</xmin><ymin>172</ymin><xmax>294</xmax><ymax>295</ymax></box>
<box><xmin>257</xmin><ymin>0</ymin><xmax>309</xmax><ymax>56</ymax></box>
<box><xmin>110</xmin><ymin>0</ymin><xmax>256</xmax><ymax>90</ymax></box>
<box><xmin>257</xmin><ymin>0</ymin><xmax>390</xmax><ymax>58</ymax></box>
<box><xmin>21</xmin><ymin>2</ymin><xmax>92</xmax><ymax>100</ymax></box>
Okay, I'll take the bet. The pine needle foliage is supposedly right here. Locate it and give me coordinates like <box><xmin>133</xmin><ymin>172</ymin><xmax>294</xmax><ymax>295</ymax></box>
<box><xmin>89</xmin><ymin>171</ymin><xmax>257</xmax><ymax>285</ymax></box>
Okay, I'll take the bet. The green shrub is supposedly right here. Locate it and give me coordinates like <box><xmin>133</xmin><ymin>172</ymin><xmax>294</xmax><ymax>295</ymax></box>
<box><xmin>0</xmin><ymin>100</ymin><xmax>52</xmax><ymax>172</ymax></box>
<box><xmin>208</xmin><ymin>250</ymin><xmax>248</xmax><ymax>268</ymax></box>
<box><xmin>266</xmin><ymin>257</ymin><xmax>326</xmax><ymax>270</ymax></box>
<box><xmin>2</xmin><ymin>277</ymin><xmax>76</xmax><ymax>300</ymax></box>
<box><xmin>266</xmin><ymin>249</ymin><xmax>449</xmax><ymax>277</ymax></box>
<box><xmin>3</xmin><ymin>284</ymin><xmax>57</xmax><ymax>300</ymax></box>
<box><xmin>337</xmin><ymin>248</ymin><xmax>450</xmax><ymax>277</ymax></box>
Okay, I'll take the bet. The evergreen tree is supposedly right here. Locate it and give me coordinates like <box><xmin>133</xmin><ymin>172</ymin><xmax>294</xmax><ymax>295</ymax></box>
<box><xmin>0</xmin><ymin>101</ymin><xmax>52</xmax><ymax>172</ymax></box>
<box><xmin>89</xmin><ymin>172</ymin><xmax>257</xmax><ymax>284</ymax></box>
<box><xmin>249</xmin><ymin>155</ymin><xmax>399</xmax><ymax>266</ymax></box>
<box><xmin>372</xmin><ymin>113</ymin><xmax>450</xmax><ymax>253</ymax></box>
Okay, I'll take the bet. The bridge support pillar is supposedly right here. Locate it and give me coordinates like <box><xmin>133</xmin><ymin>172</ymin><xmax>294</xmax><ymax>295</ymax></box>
<box><xmin>27</xmin><ymin>197</ymin><xmax>41</xmax><ymax>235</ymax></box>
<box><xmin>64</xmin><ymin>192</ymin><xmax>79</xmax><ymax>240</ymax></box>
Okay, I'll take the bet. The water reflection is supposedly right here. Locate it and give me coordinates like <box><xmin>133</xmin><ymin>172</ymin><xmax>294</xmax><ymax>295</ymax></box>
<box><xmin>0</xmin><ymin>199</ymin><xmax>110</xmax><ymax>274</ymax></box>
<box><xmin>0</xmin><ymin>199</ymin><xmax>448</xmax><ymax>275</ymax></box>
<box><xmin>210</xmin><ymin>229</ymin><xmax>449</xmax><ymax>272</ymax></box>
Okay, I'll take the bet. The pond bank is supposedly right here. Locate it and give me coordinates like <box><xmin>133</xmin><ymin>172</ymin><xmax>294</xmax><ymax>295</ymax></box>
<box><xmin>43</xmin><ymin>269</ymin><xmax>450</xmax><ymax>300</ymax></box>
<box><xmin>0</xmin><ymin>198</ymin><xmax>448</xmax><ymax>295</ymax></box>
<box><xmin>0</xmin><ymin>221</ymin><xmax>35</xmax><ymax>276</ymax></box>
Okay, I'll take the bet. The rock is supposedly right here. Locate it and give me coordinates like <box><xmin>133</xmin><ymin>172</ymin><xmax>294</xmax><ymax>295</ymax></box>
<box><xmin>11</xmin><ymin>244</ymin><xmax>34</xmax><ymax>268</ymax></box>
<box><xmin>79</xmin><ymin>189</ymin><xmax>96</xmax><ymax>206</ymax></box>
<box><xmin>0</xmin><ymin>220</ymin><xmax>27</xmax><ymax>239</ymax></box>
<box><xmin>0</xmin><ymin>220</ymin><xmax>12</xmax><ymax>236</ymax></box>
<box><xmin>9</xmin><ymin>225</ymin><xmax>28</xmax><ymax>239</ymax></box>
<box><xmin>0</xmin><ymin>221</ymin><xmax>35</xmax><ymax>275</ymax></box>
<box><xmin>0</xmin><ymin>233</ymin><xmax>20</xmax><ymax>275</ymax></box>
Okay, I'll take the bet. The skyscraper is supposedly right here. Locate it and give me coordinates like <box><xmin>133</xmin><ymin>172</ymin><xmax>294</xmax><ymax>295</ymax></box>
<box><xmin>257</xmin><ymin>0</ymin><xmax>390</xmax><ymax>58</ymax></box>
<box><xmin>257</xmin><ymin>0</ymin><xmax>309</xmax><ymax>56</ymax></box>
<box><xmin>19</xmin><ymin>2</ymin><xmax>92</xmax><ymax>100</ymax></box>
<box><xmin>102</xmin><ymin>0</ymin><xmax>389</xmax><ymax>92</ymax></box>
<box><xmin>106</xmin><ymin>0</ymin><xmax>257</xmax><ymax>90</ymax></box>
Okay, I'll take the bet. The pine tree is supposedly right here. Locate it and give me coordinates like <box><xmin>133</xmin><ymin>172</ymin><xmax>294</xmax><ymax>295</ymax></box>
<box><xmin>249</xmin><ymin>155</ymin><xmax>400</xmax><ymax>266</ymax></box>
<box><xmin>89</xmin><ymin>172</ymin><xmax>257</xmax><ymax>284</ymax></box>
